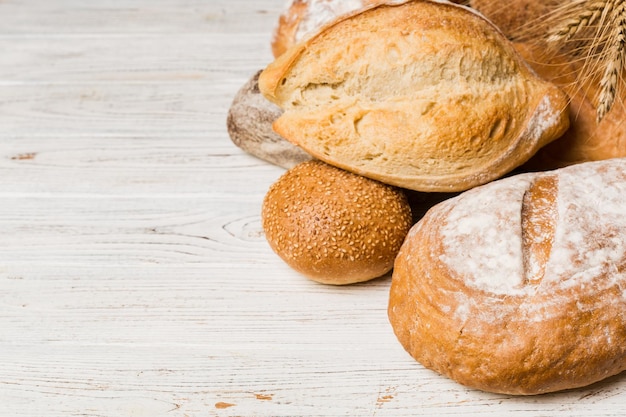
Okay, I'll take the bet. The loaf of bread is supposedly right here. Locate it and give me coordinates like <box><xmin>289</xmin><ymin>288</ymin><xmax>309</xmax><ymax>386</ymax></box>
<box><xmin>273</xmin><ymin>0</ymin><xmax>472</xmax><ymax>58</ymax></box>
<box><xmin>259</xmin><ymin>0</ymin><xmax>570</xmax><ymax>192</ymax></box>
<box><xmin>388</xmin><ymin>157</ymin><xmax>626</xmax><ymax>395</ymax></box>
<box><xmin>227</xmin><ymin>71</ymin><xmax>312</xmax><ymax>169</ymax></box>
<box><xmin>468</xmin><ymin>0</ymin><xmax>626</xmax><ymax>170</ymax></box>
<box><xmin>272</xmin><ymin>0</ymin><xmax>377</xmax><ymax>58</ymax></box>
<box><xmin>262</xmin><ymin>160</ymin><xmax>412</xmax><ymax>285</ymax></box>
<box><xmin>468</xmin><ymin>0</ymin><xmax>553</xmax><ymax>39</ymax></box>
<box><xmin>518</xmin><ymin>43</ymin><xmax>626</xmax><ymax>170</ymax></box>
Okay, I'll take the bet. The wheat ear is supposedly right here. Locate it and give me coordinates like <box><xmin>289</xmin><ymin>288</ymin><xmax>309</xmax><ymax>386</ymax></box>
<box><xmin>547</xmin><ymin>0</ymin><xmax>615</xmax><ymax>43</ymax></box>
<box><xmin>597</xmin><ymin>1</ymin><xmax>626</xmax><ymax>121</ymax></box>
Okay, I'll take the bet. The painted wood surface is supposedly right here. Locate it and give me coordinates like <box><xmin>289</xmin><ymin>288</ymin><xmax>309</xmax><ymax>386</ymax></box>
<box><xmin>1</xmin><ymin>1</ymin><xmax>625</xmax><ymax>416</ymax></box>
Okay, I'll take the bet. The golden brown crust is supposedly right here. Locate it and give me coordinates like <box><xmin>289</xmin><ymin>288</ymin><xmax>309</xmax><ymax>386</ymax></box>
<box><xmin>514</xmin><ymin>43</ymin><xmax>626</xmax><ymax>170</ymax></box>
<box><xmin>271</xmin><ymin>0</ymin><xmax>309</xmax><ymax>58</ymax></box>
<box><xmin>468</xmin><ymin>0</ymin><xmax>554</xmax><ymax>38</ymax></box>
<box><xmin>468</xmin><ymin>0</ymin><xmax>626</xmax><ymax>170</ymax></box>
<box><xmin>271</xmin><ymin>0</ymin><xmax>390</xmax><ymax>58</ymax></box>
<box><xmin>261</xmin><ymin>160</ymin><xmax>412</xmax><ymax>285</ymax></box>
<box><xmin>259</xmin><ymin>0</ymin><xmax>570</xmax><ymax>192</ymax></box>
<box><xmin>388</xmin><ymin>158</ymin><xmax>626</xmax><ymax>395</ymax></box>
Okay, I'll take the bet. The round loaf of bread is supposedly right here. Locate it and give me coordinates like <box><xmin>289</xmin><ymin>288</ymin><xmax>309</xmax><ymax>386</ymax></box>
<box><xmin>388</xmin><ymin>158</ymin><xmax>626</xmax><ymax>394</ymax></box>
<box><xmin>262</xmin><ymin>160</ymin><xmax>412</xmax><ymax>285</ymax></box>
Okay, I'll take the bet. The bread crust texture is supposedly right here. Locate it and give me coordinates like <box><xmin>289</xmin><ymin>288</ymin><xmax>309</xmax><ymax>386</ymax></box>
<box><xmin>259</xmin><ymin>0</ymin><xmax>570</xmax><ymax>193</ymax></box>
<box><xmin>262</xmin><ymin>160</ymin><xmax>413</xmax><ymax>285</ymax></box>
<box><xmin>468</xmin><ymin>0</ymin><xmax>626</xmax><ymax>170</ymax></box>
<box><xmin>388</xmin><ymin>157</ymin><xmax>626</xmax><ymax>395</ymax></box>
<box><xmin>227</xmin><ymin>70</ymin><xmax>312</xmax><ymax>169</ymax></box>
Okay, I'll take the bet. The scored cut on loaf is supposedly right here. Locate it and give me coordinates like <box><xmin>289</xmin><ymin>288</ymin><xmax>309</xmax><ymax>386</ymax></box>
<box><xmin>388</xmin><ymin>157</ymin><xmax>626</xmax><ymax>395</ymax></box>
<box><xmin>259</xmin><ymin>0</ymin><xmax>570</xmax><ymax>192</ymax></box>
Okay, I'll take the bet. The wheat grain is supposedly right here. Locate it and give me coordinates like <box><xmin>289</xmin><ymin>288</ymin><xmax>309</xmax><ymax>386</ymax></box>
<box><xmin>547</xmin><ymin>0</ymin><xmax>617</xmax><ymax>43</ymax></box>
<box><xmin>529</xmin><ymin>0</ymin><xmax>625</xmax><ymax>121</ymax></box>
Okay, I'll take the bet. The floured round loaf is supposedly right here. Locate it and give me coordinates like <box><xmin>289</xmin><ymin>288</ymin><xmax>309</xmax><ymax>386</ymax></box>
<box><xmin>388</xmin><ymin>157</ymin><xmax>626</xmax><ymax>395</ymax></box>
<box><xmin>259</xmin><ymin>0</ymin><xmax>570</xmax><ymax>192</ymax></box>
<box><xmin>262</xmin><ymin>160</ymin><xmax>412</xmax><ymax>285</ymax></box>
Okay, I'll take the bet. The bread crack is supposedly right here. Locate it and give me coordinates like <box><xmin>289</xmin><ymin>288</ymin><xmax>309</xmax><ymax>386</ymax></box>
<box><xmin>520</xmin><ymin>175</ymin><xmax>559</xmax><ymax>286</ymax></box>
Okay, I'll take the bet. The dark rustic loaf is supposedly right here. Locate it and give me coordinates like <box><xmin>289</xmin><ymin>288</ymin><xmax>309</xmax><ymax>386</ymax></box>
<box><xmin>227</xmin><ymin>71</ymin><xmax>311</xmax><ymax>169</ymax></box>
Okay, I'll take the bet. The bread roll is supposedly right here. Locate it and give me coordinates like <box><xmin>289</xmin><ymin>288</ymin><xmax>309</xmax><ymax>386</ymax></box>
<box><xmin>262</xmin><ymin>160</ymin><xmax>412</xmax><ymax>285</ymax></box>
<box><xmin>388</xmin><ymin>157</ymin><xmax>626</xmax><ymax>395</ymax></box>
<box><xmin>227</xmin><ymin>71</ymin><xmax>312</xmax><ymax>169</ymax></box>
<box><xmin>259</xmin><ymin>0</ymin><xmax>570</xmax><ymax>193</ymax></box>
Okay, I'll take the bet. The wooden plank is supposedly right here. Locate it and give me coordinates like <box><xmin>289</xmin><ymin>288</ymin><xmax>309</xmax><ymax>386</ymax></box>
<box><xmin>0</xmin><ymin>82</ymin><xmax>254</xmax><ymax>135</ymax></box>
<box><xmin>0</xmin><ymin>195</ymin><xmax>276</xmax><ymax>265</ymax></box>
<box><xmin>0</xmin><ymin>35</ymin><xmax>272</xmax><ymax>83</ymax></box>
<box><xmin>0</xmin><ymin>134</ymin><xmax>285</xmax><ymax>195</ymax></box>
<box><xmin>0</xmin><ymin>0</ymin><xmax>283</xmax><ymax>36</ymax></box>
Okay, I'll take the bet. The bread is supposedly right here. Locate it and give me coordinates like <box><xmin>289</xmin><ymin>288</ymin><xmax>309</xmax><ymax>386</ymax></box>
<box><xmin>227</xmin><ymin>71</ymin><xmax>312</xmax><ymax>169</ymax></box>
<box><xmin>262</xmin><ymin>160</ymin><xmax>412</xmax><ymax>285</ymax></box>
<box><xmin>272</xmin><ymin>0</ymin><xmax>473</xmax><ymax>58</ymax></box>
<box><xmin>518</xmin><ymin>43</ymin><xmax>626</xmax><ymax>170</ymax></box>
<box><xmin>259</xmin><ymin>0</ymin><xmax>570</xmax><ymax>193</ymax></box>
<box><xmin>468</xmin><ymin>0</ymin><xmax>626</xmax><ymax>170</ymax></box>
<box><xmin>388</xmin><ymin>157</ymin><xmax>626</xmax><ymax>395</ymax></box>
<box><xmin>468</xmin><ymin>0</ymin><xmax>553</xmax><ymax>38</ymax></box>
<box><xmin>272</xmin><ymin>0</ymin><xmax>375</xmax><ymax>58</ymax></box>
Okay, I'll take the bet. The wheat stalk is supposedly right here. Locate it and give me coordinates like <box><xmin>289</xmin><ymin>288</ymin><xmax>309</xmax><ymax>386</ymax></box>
<box><xmin>471</xmin><ymin>0</ymin><xmax>626</xmax><ymax>121</ymax></box>
<box><xmin>596</xmin><ymin>2</ymin><xmax>626</xmax><ymax>120</ymax></box>
<box><xmin>547</xmin><ymin>1</ymin><xmax>614</xmax><ymax>43</ymax></box>
<box><xmin>536</xmin><ymin>0</ymin><xmax>626</xmax><ymax>121</ymax></box>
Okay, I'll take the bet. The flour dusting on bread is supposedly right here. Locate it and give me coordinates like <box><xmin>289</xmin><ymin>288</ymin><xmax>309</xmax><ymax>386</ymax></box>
<box><xmin>438</xmin><ymin>159</ymin><xmax>626</xmax><ymax>298</ymax></box>
<box><xmin>293</xmin><ymin>0</ymin><xmax>366</xmax><ymax>43</ymax></box>
<box><xmin>438</xmin><ymin>176</ymin><xmax>530</xmax><ymax>295</ymax></box>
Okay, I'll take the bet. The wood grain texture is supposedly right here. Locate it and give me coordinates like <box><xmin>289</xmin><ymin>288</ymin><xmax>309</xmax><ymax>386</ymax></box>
<box><xmin>0</xmin><ymin>0</ymin><xmax>625</xmax><ymax>416</ymax></box>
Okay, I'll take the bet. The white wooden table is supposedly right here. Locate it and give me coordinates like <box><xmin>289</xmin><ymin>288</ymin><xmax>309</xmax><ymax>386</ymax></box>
<box><xmin>0</xmin><ymin>1</ymin><xmax>624</xmax><ymax>415</ymax></box>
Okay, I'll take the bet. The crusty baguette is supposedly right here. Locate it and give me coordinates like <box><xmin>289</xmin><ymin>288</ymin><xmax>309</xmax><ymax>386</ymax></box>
<box><xmin>388</xmin><ymin>157</ymin><xmax>626</xmax><ymax>395</ymax></box>
<box><xmin>259</xmin><ymin>0</ymin><xmax>570</xmax><ymax>192</ymax></box>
